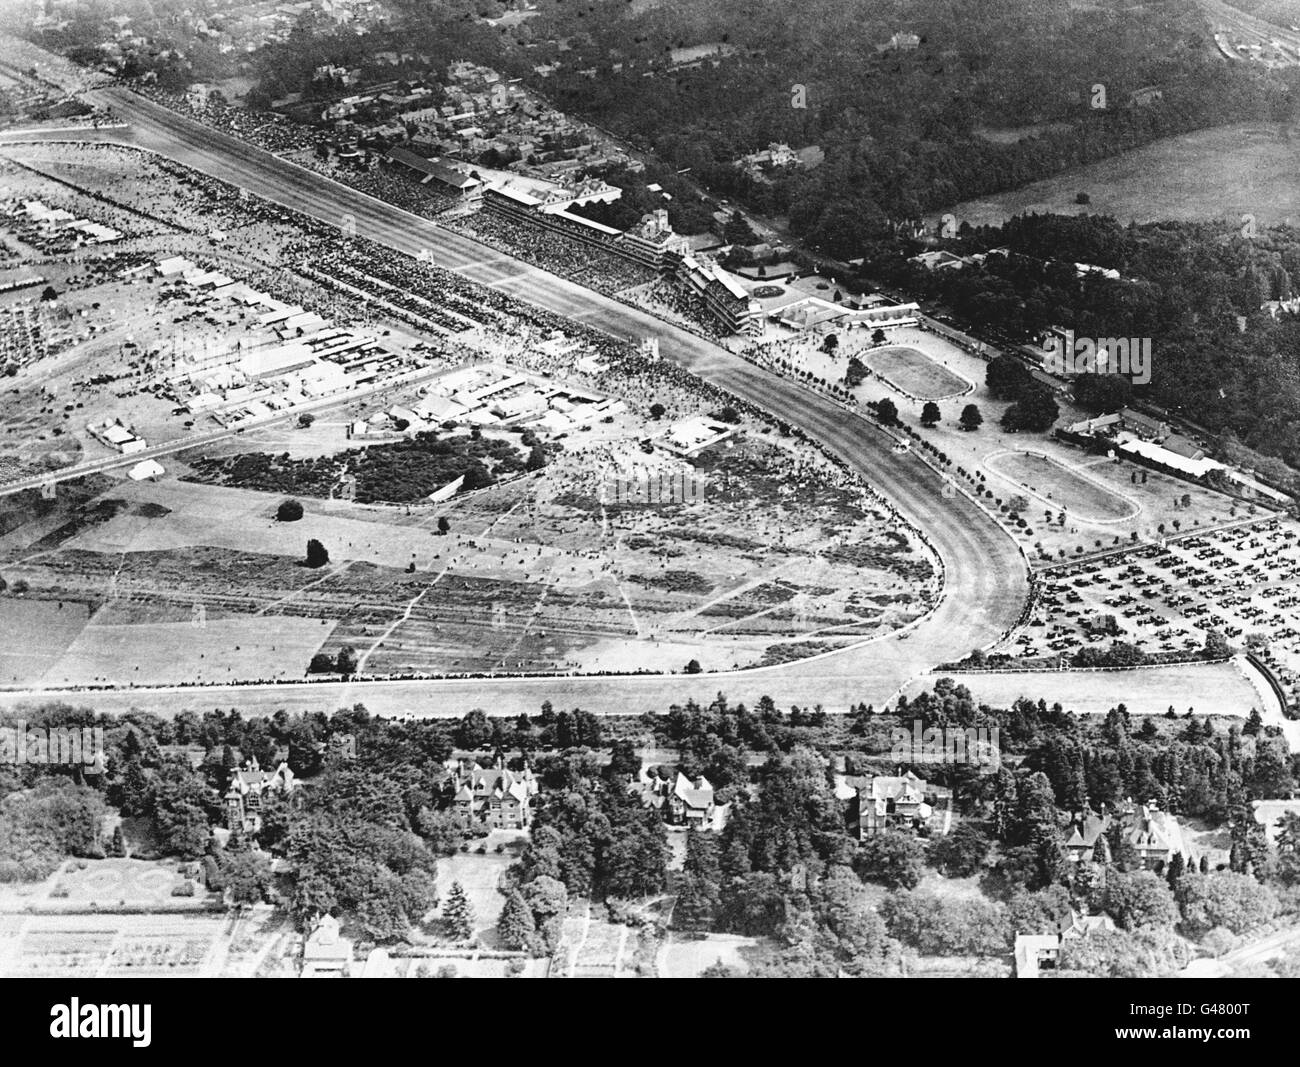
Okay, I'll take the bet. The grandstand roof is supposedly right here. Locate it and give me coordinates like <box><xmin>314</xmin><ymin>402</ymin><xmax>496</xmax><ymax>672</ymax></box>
<box><xmin>385</xmin><ymin>146</ymin><xmax>481</xmax><ymax>190</ymax></box>
<box><xmin>547</xmin><ymin>208</ymin><xmax>621</xmax><ymax>236</ymax></box>
<box><xmin>487</xmin><ymin>184</ymin><xmax>541</xmax><ymax>207</ymax></box>
<box><xmin>711</xmin><ymin>265</ymin><xmax>749</xmax><ymax>300</ymax></box>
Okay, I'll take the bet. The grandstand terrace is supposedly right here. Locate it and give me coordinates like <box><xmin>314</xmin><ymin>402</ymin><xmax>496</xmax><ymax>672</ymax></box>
<box><xmin>482</xmin><ymin>185</ymin><xmax>759</xmax><ymax>334</ymax></box>
<box><xmin>674</xmin><ymin>254</ymin><xmax>762</xmax><ymax>336</ymax></box>
<box><xmin>382</xmin><ymin>146</ymin><xmax>484</xmax><ymax>201</ymax></box>
<box><xmin>484</xmin><ymin>185</ymin><xmax>622</xmax><ymax>249</ymax></box>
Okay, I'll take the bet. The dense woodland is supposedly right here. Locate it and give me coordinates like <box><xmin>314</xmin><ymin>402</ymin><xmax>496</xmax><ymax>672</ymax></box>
<box><xmin>4</xmin><ymin>682</ymin><xmax>1299</xmax><ymax>975</ymax></box>
<box><xmin>533</xmin><ymin>0</ymin><xmax>1292</xmax><ymax>251</ymax></box>
<box><xmin>866</xmin><ymin>213</ymin><xmax>1300</xmax><ymax>490</ymax></box>
<box><xmin>250</xmin><ymin>0</ymin><xmax>1297</xmax><ymax>257</ymax></box>
<box><xmin>40</xmin><ymin>0</ymin><xmax>1296</xmax><ymax>252</ymax></box>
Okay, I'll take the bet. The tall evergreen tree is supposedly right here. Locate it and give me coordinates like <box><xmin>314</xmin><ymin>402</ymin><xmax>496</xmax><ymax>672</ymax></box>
<box><xmin>1165</xmin><ymin>851</ymin><xmax>1186</xmax><ymax>890</ymax></box>
<box><xmin>443</xmin><ymin>880</ymin><xmax>474</xmax><ymax>941</ymax></box>
<box><xmin>992</xmin><ymin>768</ymin><xmax>1019</xmax><ymax>842</ymax></box>
<box><xmin>674</xmin><ymin>830</ymin><xmax>723</xmax><ymax>930</ymax></box>
<box><xmin>497</xmin><ymin>889</ymin><xmax>536</xmax><ymax>951</ymax></box>
<box><xmin>1105</xmin><ymin>822</ymin><xmax>1140</xmax><ymax>872</ymax></box>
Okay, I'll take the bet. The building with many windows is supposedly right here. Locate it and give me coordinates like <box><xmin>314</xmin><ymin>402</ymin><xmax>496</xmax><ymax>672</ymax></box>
<box><xmin>619</xmin><ymin>209</ymin><xmax>691</xmax><ymax>268</ymax></box>
<box><xmin>383</xmin><ymin>146</ymin><xmax>484</xmax><ymax>201</ymax></box>
<box><xmin>444</xmin><ymin>757</ymin><xmax>538</xmax><ymax>830</ymax></box>
<box><xmin>672</xmin><ymin>254</ymin><xmax>762</xmax><ymax>335</ymax></box>
<box><xmin>224</xmin><ymin>758</ymin><xmax>296</xmax><ymax>834</ymax></box>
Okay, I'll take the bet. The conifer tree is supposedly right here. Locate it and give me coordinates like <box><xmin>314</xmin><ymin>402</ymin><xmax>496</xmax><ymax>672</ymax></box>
<box><xmin>444</xmin><ymin>881</ymin><xmax>475</xmax><ymax>941</ymax></box>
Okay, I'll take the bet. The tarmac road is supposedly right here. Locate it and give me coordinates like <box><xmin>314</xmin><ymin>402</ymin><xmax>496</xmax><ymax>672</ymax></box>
<box><xmin>0</xmin><ymin>91</ymin><xmax>1029</xmax><ymax>715</ymax></box>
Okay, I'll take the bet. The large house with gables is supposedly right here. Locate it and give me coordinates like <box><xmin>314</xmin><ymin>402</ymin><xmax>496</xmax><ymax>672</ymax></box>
<box><xmin>444</xmin><ymin>757</ymin><xmax>538</xmax><ymax>830</ymax></box>
<box><xmin>844</xmin><ymin>771</ymin><xmax>933</xmax><ymax>838</ymax></box>
<box><xmin>224</xmin><ymin>757</ymin><xmax>296</xmax><ymax>834</ymax></box>
<box><xmin>635</xmin><ymin>768</ymin><xmax>725</xmax><ymax>830</ymax></box>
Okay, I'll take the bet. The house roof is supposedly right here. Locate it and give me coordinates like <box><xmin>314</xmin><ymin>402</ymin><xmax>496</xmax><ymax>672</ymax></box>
<box><xmin>1059</xmin><ymin>912</ymin><xmax>1115</xmax><ymax>939</ymax></box>
<box><xmin>1014</xmin><ymin>933</ymin><xmax>1060</xmax><ymax>978</ymax></box>
<box><xmin>1064</xmin><ymin>812</ymin><xmax>1108</xmax><ymax>849</ymax></box>
<box><xmin>1125</xmin><ymin>804</ymin><xmax>1192</xmax><ymax>860</ymax></box>
<box><xmin>450</xmin><ymin>761</ymin><xmax>536</xmax><ymax>803</ymax></box>
<box><xmin>673</xmin><ymin>771</ymin><xmax>714</xmax><ymax>810</ymax></box>
<box><xmin>1120</xmin><ymin>408</ymin><xmax>1167</xmax><ymax>435</ymax></box>
<box><xmin>304</xmin><ymin>914</ymin><xmax>351</xmax><ymax>960</ymax></box>
<box><xmin>1161</xmin><ymin>434</ymin><xmax>1203</xmax><ymax>460</ymax></box>
<box><xmin>867</xmin><ymin>773</ymin><xmax>926</xmax><ymax>803</ymax></box>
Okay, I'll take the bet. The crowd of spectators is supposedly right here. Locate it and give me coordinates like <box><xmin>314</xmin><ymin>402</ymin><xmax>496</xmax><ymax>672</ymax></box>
<box><xmin>618</xmin><ymin>278</ymin><xmax>730</xmax><ymax>343</ymax></box>
<box><xmin>335</xmin><ymin>166</ymin><xmax>458</xmax><ymax>218</ymax></box>
<box><xmin>302</xmin><ymin>248</ymin><xmax>481</xmax><ymax>336</ymax></box>
<box><xmin>139</xmin><ymin>87</ymin><xmax>470</xmax><ymax>225</ymax></box>
<box><xmin>447</xmin><ymin>210</ymin><xmax>656</xmax><ymax>296</ymax></box>
<box><xmin>10</xmin><ymin>142</ymin><xmax>295</xmax><ymax>245</ymax></box>
<box><xmin>139</xmin><ymin>87</ymin><xmax>315</xmax><ymax>155</ymax></box>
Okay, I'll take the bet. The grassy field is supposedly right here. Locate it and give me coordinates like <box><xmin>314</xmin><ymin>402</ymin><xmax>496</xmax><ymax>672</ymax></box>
<box><xmin>436</xmin><ymin>848</ymin><xmax>516</xmax><ymax>941</ymax></box>
<box><xmin>856</xmin><ymin>326</ymin><xmax>1244</xmax><ymax>566</ymax></box>
<box><xmin>44</xmin><ymin>614</ymin><xmax>335</xmax><ymax>687</ymax></box>
<box><xmin>0</xmin><ymin>423</ymin><xmax>937</xmax><ymax>681</ymax></box>
<box><xmin>937</xmin><ymin>122</ymin><xmax>1300</xmax><ymax>228</ymax></box>
<box><xmin>863</xmin><ymin>346</ymin><xmax>972</xmax><ymax>400</ymax></box>
<box><xmin>659</xmin><ymin>932</ymin><xmax>763</xmax><ymax>977</ymax></box>
<box><xmin>0</xmin><ymin>598</ymin><xmax>88</xmax><ymax>684</ymax></box>
<box><xmin>905</xmin><ymin>659</ymin><xmax>1267</xmax><ymax>717</ymax></box>
<box><xmin>985</xmin><ymin>449</ymin><xmax>1139</xmax><ymax>523</ymax></box>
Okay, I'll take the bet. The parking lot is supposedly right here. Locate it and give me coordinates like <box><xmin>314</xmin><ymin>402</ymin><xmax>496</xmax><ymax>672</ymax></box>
<box><xmin>1005</xmin><ymin>517</ymin><xmax>1300</xmax><ymax>702</ymax></box>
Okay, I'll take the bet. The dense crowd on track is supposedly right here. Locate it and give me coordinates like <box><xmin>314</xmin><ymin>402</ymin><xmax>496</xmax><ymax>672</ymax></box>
<box><xmin>137</xmin><ymin>88</ymin><xmax>468</xmax><ymax>222</ymax></box>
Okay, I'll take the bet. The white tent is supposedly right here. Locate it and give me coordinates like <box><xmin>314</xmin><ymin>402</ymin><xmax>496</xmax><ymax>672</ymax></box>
<box><xmin>127</xmin><ymin>459</ymin><xmax>164</xmax><ymax>481</ymax></box>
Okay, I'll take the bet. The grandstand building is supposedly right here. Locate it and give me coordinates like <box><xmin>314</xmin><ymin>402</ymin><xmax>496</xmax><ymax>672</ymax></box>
<box><xmin>619</xmin><ymin>209</ymin><xmax>692</xmax><ymax>269</ymax></box>
<box><xmin>483</xmin><ymin>185</ymin><xmax>623</xmax><ymax>250</ymax></box>
<box><xmin>673</xmin><ymin>254</ymin><xmax>762</xmax><ymax>336</ymax></box>
<box><xmin>483</xmin><ymin>185</ymin><xmax>759</xmax><ymax>335</ymax></box>
<box><xmin>383</xmin><ymin>146</ymin><xmax>484</xmax><ymax>201</ymax></box>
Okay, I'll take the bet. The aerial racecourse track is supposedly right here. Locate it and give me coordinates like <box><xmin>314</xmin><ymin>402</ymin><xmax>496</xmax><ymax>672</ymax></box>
<box><xmin>1</xmin><ymin>87</ymin><xmax>1032</xmax><ymax>716</ymax></box>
